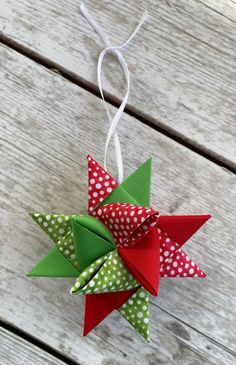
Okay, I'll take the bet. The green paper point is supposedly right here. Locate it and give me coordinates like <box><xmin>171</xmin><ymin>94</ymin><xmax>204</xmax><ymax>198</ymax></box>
<box><xmin>99</xmin><ymin>158</ymin><xmax>152</xmax><ymax>208</ymax></box>
<box><xmin>118</xmin><ymin>287</ymin><xmax>150</xmax><ymax>342</ymax></box>
<box><xmin>121</xmin><ymin>158</ymin><xmax>152</xmax><ymax>207</ymax></box>
<box><xmin>27</xmin><ymin>246</ymin><xmax>80</xmax><ymax>277</ymax></box>
<box><xmin>29</xmin><ymin>213</ymin><xmax>73</xmax><ymax>244</ymax></box>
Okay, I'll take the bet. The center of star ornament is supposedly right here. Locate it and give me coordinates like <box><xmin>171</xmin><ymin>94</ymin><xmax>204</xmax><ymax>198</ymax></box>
<box><xmin>28</xmin><ymin>154</ymin><xmax>211</xmax><ymax>342</ymax></box>
<box><xmin>70</xmin><ymin>203</ymin><xmax>160</xmax><ymax>297</ymax></box>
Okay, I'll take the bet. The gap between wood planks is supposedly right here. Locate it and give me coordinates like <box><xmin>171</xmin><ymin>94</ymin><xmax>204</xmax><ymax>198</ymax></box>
<box><xmin>198</xmin><ymin>0</ymin><xmax>236</xmax><ymax>25</ymax></box>
<box><xmin>0</xmin><ymin>34</ymin><xmax>236</xmax><ymax>362</ymax></box>
<box><xmin>0</xmin><ymin>32</ymin><xmax>235</xmax><ymax>175</ymax></box>
<box><xmin>0</xmin><ymin>320</ymin><xmax>81</xmax><ymax>365</ymax></box>
<box><xmin>2</xmin><ymin>305</ymin><xmax>235</xmax><ymax>365</ymax></box>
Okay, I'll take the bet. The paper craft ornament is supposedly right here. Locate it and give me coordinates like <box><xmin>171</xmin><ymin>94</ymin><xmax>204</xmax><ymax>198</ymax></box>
<box><xmin>29</xmin><ymin>155</ymin><xmax>210</xmax><ymax>341</ymax></box>
<box><xmin>28</xmin><ymin>4</ymin><xmax>211</xmax><ymax>342</ymax></box>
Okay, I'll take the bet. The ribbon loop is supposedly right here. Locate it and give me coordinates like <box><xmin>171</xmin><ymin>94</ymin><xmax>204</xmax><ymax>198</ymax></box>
<box><xmin>80</xmin><ymin>3</ymin><xmax>147</xmax><ymax>183</ymax></box>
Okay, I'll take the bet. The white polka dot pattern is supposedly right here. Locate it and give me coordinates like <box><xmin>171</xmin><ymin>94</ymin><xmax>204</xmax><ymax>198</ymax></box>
<box><xmin>30</xmin><ymin>154</ymin><xmax>209</xmax><ymax>342</ymax></box>
<box><xmin>92</xmin><ymin>203</ymin><xmax>159</xmax><ymax>247</ymax></box>
<box><xmin>71</xmin><ymin>249</ymin><xmax>139</xmax><ymax>295</ymax></box>
<box><xmin>57</xmin><ymin>230</ymin><xmax>79</xmax><ymax>269</ymax></box>
<box><xmin>118</xmin><ymin>287</ymin><xmax>150</xmax><ymax>341</ymax></box>
<box><xmin>161</xmin><ymin>248</ymin><xmax>206</xmax><ymax>277</ymax></box>
<box><xmin>87</xmin><ymin>155</ymin><xmax>118</xmax><ymax>212</ymax></box>
<box><xmin>157</xmin><ymin>226</ymin><xmax>206</xmax><ymax>277</ymax></box>
<box><xmin>70</xmin><ymin>253</ymin><xmax>110</xmax><ymax>294</ymax></box>
<box><xmin>30</xmin><ymin>213</ymin><xmax>73</xmax><ymax>243</ymax></box>
<box><xmin>157</xmin><ymin>225</ymin><xmax>180</xmax><ymax>265</ymax></box>
<box><xmin>30</xmin><ymin>213</ymin><xmax>80</xmax><ymax>268</ymax></box>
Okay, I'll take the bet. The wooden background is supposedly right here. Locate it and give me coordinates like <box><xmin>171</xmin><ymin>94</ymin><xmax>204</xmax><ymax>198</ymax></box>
<box><xmin>0</xmin><ymin>1</ymin><xmax>235</xmax><ymax>364</ymax></box>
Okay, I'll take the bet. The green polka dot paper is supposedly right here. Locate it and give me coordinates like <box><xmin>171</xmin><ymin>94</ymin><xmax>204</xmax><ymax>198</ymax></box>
<box><xmin>57</xmin><ymin>230</ymin><xmax>79</xmax><ymax>268</ymax></box>
<box><xmin>30</xmin><ymin>213</ymin><xmax>81</xmax><ymax>267</ymax></box>
<box><xmin>118</xmin><ymin>287</ymin><xmax>150</xmax><ymax>341</ymax></box>
<box><xmin>70</xmin><ymin>253</ymin><xmax>110</xmax><ymax>294</ymax></box>
<box><xmin>30</xmin><ymin>213</ymin><xmax>73</xmax><ymax>244</ymax></box>
<box><xmin>71</xmin><ymin>249</ymin><xmax>139</xmax><ymax>295</ymax></box>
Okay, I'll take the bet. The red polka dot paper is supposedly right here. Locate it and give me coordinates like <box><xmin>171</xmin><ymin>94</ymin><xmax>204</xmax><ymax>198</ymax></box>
<box><xmin>87</xmin><ymin>154</ymin><xmax>118</xmax><ymax>212</ymax></box>
<box><xmin>157</xmin><ymin>226</ymin><xmax>206</xmax><ymax>277</ymax></box>
<box><xmin>92</xmin><ymin>203</ymin><xmax>159</xmax><ymax>247</ymax></box>
<box><xmin>87</xmin><ymin>155</ymin><xmax>206</xmax><ymax>278</ymax></box>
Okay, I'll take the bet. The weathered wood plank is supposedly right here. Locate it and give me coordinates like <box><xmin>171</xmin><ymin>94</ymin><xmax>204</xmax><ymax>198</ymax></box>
<box><xmin>0</xmin><ymin>326</ymin><xmax>67</xmax><ymax>365</ymax></box>
<box><xmin>200</xmin><ymin>0</ymin><xmax>236</xmax><ymax>21</ymax></box>
<box><xmin>0</xmin><ymin>44</ymin><xmax>235</xmax><ymax>364</ymax></box>
<box><xmin>1</xmin><ymin>0</ymin><xmax>236</xmax><ymax>169</ymax></box>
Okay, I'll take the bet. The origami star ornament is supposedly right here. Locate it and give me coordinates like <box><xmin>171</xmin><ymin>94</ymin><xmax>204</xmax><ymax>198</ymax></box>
<box><xmin>29</xmin><ymin>155</ymin><xmax>211</xmax><ymax>341</ymax></box>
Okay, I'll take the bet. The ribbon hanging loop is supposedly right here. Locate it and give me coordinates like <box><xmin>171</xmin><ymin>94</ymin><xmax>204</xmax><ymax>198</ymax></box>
<box><xmin>80</xmin><ymin>3</ymin><xmax>148</xmax><ymax>183</ymax></box>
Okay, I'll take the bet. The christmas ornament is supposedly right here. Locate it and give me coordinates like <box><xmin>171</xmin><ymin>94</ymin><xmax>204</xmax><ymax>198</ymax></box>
<box><xmin>28</xmin><ymin>4</ymin><xmax>211</xmax><ymax>342</ymax></box>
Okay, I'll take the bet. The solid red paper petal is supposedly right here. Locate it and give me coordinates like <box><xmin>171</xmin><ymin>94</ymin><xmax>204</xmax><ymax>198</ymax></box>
<box><xmin>83</xmin><ymin>288</ymin><xmax>138</xmax><ymax>336</ymax></box>
<box><xmin>118</xmin><ymin>228</ymin><xmax>160</xmax><ymax>296</ymax></box>
<box><xmin>158</xmin><ymin>215</ymin><xmax>211</xmax><ymax>247</ymax></box>
<box><xmin>87</xmin><ymin>155</ymin><xmax>118</xmax><ymax>213</ymax></box>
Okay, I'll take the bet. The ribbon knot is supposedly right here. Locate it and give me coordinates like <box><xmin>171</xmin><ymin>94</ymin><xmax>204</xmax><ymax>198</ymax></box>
<box><xmin>80</xmin><ymin>3</ymin><xmax>148</xmax><ymax>183</ymax></box>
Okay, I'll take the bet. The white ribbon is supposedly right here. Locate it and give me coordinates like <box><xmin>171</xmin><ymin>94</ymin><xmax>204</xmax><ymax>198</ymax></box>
<box><xmin>80</xmin><ymin>3</ymin><xmax>148</xmax><ymax>183</ymax></box>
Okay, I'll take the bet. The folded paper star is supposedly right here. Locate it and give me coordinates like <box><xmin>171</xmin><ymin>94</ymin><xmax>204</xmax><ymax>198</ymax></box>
<box><xmin>28</xmin><ymin>155</ymin><xmax>211</xmax><ymax>341</ymax></box>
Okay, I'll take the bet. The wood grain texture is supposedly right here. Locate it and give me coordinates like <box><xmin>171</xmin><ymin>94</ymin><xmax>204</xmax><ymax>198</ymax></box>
<box><xmin>1</xmin><ymin>0</ymin><xmax>236</xmax><ymax>170</ymax></box>
<box><xmin>0</xmin><ymin>44</ymin><xmax>236</xmax><ymax>364</ymax></box>
<box><xmin>0</xmin><ymin>326</ymin><xmax>67</xmax><ymax>365</ymax></box>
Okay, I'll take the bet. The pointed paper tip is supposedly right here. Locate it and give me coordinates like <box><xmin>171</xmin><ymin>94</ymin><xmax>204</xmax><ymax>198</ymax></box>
<box><xmin>121</xmin><ymin>157</ymin><xmax>153</xmax><ymax>207</ymax></box>
<box><xmin>26</xmin><ymin>266</ymin><xmax>39</xmax><ymax>277</ymax></box>
<box><xmin>201</xmin><ymin>270</ymin><xmax>207</xmax><ymax>278</ymax></box>
<box><xmin>158</xmin><ymin>214</ymin><xmax>212</xmax><ymax>248</ymax></box>
<box><xmin>87</xmin><ymin>154</ymin><xmax>95</xmax><ymax>161</ymax></box>
<box><xmin>142</xmin><ymin>157</ymin><xmax>152</xmax><ymax>169</ymax></box>
<box><xmin>28</xmin><ymin>212</ymin><xmax>42</xmax><ymax>221</ymax></box>
<box><xmin>83</xmin><ymin>327</ymin><xmax>90</xmax><ymax>337</ymax></box>
<box><xmin>203</xmin><ymin>214</ymin><xmax>212</xmax><ymax>221</ymax></box>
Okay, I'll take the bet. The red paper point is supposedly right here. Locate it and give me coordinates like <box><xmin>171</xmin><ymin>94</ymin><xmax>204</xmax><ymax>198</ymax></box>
<box><xmin>83</xmin><ymin>288</ymin><xmax>138</xmax><ymax>336</ymax></box>
<box><xmin>87</xmin><ymin>155</ymin><xmax>118</xmax><ymax>212</ymax></box>
<box><xmin>160</xmin><ymin>248</ymin><xmax>206</xmax><ymax>277</ymax></box>
<box><xmin>158</xmin><ymin>215</ymin><xmax>211</xmax><ymax>247</ymax></box>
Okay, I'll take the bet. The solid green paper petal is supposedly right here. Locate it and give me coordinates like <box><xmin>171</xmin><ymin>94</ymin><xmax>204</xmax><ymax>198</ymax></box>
<box><xmin>74</xmin><ymin>250</ymin><xmax>139</xmax><ymax>295</ymax></box>
<box><xmin>121</xmin><ymin>158</ymin><xmax>152</xmax><ymax>207</ymax></box>
<box><xmin>27</xmin><ymin>246</ymin><xmax>80</xmax><ymax>277</ymax></box>
<box><xmin>118</xmin><ymin>287</ymin><xmax>150</xmax><ymax>341</ymax></box>
<box><xmin>72</xmin><ymin>216</ymin><xmax>115</xmax><ymax>271</ymax></box>
<box><xmin>30</xmin><ymin>213</ymin><xmax>73</xmax><ymax>243</ymax></box>
<box><xmin>99</xmin><ymin>183</ymin><xmax>138</xmax><ymax>207</ymax></box>
<box><xmin>70</xmin><ymin>253</ymin><xmax>110</xmax><ymax>294</ymax></box>
<box><xmin>73</xmin><ymin>215</ymin><xmax>114</xmax><ymax>243</ymax></box>
<box><xmin>99</xmin><ymin>158</ymin><xmax>152</xmax><ymax>208</ymax></box>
